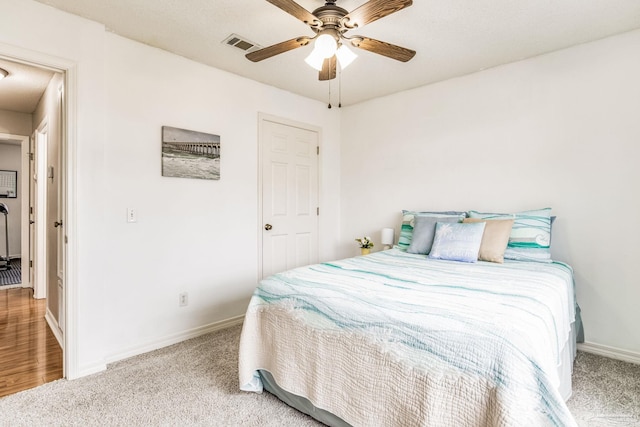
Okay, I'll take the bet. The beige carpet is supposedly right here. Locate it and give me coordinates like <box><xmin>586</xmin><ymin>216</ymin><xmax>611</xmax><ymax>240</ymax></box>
<box><xmin>0</xmin><ymin>324</ymin><xmax>639</xmax><ymax>426</ymax></box>
<box><xmin>569</xmin><ymin>351</ymin><xmax>640</xmax><ymax>426</ymax></box>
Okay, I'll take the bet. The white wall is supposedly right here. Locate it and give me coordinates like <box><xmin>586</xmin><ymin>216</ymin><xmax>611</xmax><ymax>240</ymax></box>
<box><xmin>102</xmin><ymin>33</ymin><xmax>341</xmax><ymax>360</ymax></box>
<box><xmin>0</xmin><ymin>143</ymin><xmax>21</xmax><ymax>257</ymax></box>
<box><xmin>2</xmin><ymin>0</ymin><xmax>340</xmax><ymax>374</ymax></box>
<box><xmin>1</xmin><ymin>0</ymin><xmax>108</xmax><ymax>376</ymax></box>
<box><xmin>0</xmin><ymin>109</ymin><xmax>30</xmax><ymax>260</ymax></box>
<box><xmin>0</xmin><ymin>109</ymin><xmax>32</xmax><ymax>135</ymax></box>
<box><xmin>0</xmin><ymin>110</ymin><xmax>31</xmax><ymax>288</ymax></box>
<box><xmin>341</xmin><ymin>29</ymin><xmax>640</xmax><ymax>355</ymax></box>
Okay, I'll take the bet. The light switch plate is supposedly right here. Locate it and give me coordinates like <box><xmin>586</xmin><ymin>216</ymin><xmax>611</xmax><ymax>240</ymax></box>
<box><xmin>127</xmin><ymin>207</ymin><xmax>137</xmax><ymax>223</ymax></box>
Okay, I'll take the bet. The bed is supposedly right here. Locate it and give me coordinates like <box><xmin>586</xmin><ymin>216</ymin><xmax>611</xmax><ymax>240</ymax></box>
<box><xmin>239</xmin><ymin>210</ymin><xmax>582</xmax><ymax>426</ymax></box>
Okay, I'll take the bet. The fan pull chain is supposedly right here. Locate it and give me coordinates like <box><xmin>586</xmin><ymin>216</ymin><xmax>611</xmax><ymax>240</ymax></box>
<box><xmin>338</xmin><ymin>68</ymin><xmax>342</xmax><ymax>108</ymax></box>
<box><xmin>328</xmin><ymin>79</ymin><xmax>332</xmax><ymax>109</ymax></box>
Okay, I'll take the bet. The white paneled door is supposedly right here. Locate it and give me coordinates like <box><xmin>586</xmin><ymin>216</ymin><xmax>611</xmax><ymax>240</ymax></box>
<box><xmin>260</xmin><ymin>117</ymin><xmax>319</xmax><ymax>279</ymax></box>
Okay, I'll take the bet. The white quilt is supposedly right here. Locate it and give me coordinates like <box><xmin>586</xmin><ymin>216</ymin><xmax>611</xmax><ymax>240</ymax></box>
<box><xmin>239</xmin><ymin>249</ymin><xmax>578</xmax><ymax>426</ymax></box>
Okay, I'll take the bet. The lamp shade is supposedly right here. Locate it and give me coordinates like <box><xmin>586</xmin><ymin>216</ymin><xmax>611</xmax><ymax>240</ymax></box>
<box><xmin>335</xmin><ymin>45</ymin><xmax>357</xmax><ymax>70</ymax></box>
<box><xmin>381</xmin><ymin>228</ymin><xmax>395</xmax><ymax>246</ymax></box>
<box><xmin>315</xmin><ymin>33</ymin><xmax>337</xmax><ymax>58</ymax></box>
<box><xmin>305</xmin><ymin>49</ymin><xmax>326</xmax><ymax>71</ymax></box>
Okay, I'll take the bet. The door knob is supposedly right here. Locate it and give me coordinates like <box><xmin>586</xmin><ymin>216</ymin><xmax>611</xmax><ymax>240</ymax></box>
<box><xmin>54</xmin><ymin>220</ymin><xmax>63</xmax><ymax>228</ymax></box>
<box><xmin>264</xmin><ymin>224</ymin><xmax>272</xmax><ymax>231</ymax></box>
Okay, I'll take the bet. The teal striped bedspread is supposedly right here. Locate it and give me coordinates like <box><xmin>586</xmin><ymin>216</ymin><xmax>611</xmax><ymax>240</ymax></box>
<box><xmin>239</xmin><ymin>249</ymin><xmax>578</xmax><ymax>426</ymax></box>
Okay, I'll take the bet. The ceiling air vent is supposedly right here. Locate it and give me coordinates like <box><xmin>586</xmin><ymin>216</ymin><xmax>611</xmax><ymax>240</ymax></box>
<box><xmin>222</xmin><ymin>34</ymin><xmax>262</xmax><ymax>54</ymax></box>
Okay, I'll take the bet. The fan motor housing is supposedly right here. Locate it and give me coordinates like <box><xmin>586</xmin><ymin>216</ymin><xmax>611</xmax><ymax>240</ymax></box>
<box><xmin>312</xmin><ymin>4</ymin><xmax>349</xmax><ymax>33</ymax></box>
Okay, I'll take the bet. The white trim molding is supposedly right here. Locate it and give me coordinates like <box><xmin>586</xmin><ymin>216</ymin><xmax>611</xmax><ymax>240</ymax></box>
<box><xmin>76</xmin><ymin>360</ymin><xmax>108</xmax><ymax>378</ymax></box>
<box><xmin>45</xmin><ymin>307</ymin><xmax>64</xmax><ymax>349</ymax></box>
<box><xmin>105</xmin><ymin>315</ymin><xmax>245</xmax><ymax>365</ymax></box>
<box><xmin>578</xmin><ymin>341</ymin><xmax>640</xmax><ymax>365</ymax></box>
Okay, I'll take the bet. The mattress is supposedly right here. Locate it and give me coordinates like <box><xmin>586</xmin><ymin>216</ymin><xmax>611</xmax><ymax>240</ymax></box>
<box><xmin>239</xmin><ymin>249</ymin><xmax>581</xmax><ymax>426</ymax></box>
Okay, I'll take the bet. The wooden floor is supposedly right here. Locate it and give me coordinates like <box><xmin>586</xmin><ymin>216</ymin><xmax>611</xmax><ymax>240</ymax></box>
<box><xmin>0</xmin><ymin>287</ymin><xmax>63</xmax><ymax>398</ymax></box>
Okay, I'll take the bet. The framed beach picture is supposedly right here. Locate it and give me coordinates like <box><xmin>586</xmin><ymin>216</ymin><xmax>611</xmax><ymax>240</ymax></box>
<box><xmin>161</xmin><ymin>126</ymin><xmax>221</xmax><ymax>180</ymax></box>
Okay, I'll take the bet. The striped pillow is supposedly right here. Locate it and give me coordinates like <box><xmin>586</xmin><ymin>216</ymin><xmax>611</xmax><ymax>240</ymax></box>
<box><xmin>397</xmin><ymin>210</ymin><xmax>466</xmax><ymax>251</ymax></box>
<box><xmin>467</xmin><ymin>208</ymin><xmax>552</xmax><ymax>262</ymax></box>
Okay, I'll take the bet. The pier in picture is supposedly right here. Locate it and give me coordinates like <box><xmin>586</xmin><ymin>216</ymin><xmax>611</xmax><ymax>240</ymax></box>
<box><xmin>162</xmin><ymin>126</ymin><xmax>220</xmax><ymax>180</ymax></box>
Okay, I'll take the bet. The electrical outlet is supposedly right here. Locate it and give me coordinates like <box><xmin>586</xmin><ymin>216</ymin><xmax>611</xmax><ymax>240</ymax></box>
<box><xmin>179</xmin><ymin>292</ymin><xmax>188</xmax><ymax>307</ymax></box>
<box><xmin>127</xmin><ymin>207</ymin><xmax>137</xmax><ymax>223</ymax></box>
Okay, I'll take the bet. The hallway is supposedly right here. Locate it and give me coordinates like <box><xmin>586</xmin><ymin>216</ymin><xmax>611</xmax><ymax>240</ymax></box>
<box><xmin>0</xmin><ymin>258</ymin><xmax>22</xmax><ymax>287</ymax></box>
<box><xmin>0</xmin><ymin>288</ymin><xmax>63</xmax><ymax>398</ymax></box>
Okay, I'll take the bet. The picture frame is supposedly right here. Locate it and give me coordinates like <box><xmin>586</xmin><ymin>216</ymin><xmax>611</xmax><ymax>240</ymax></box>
<box><xmin>0</xmin><ymin>170</ymin><xmax>17</xmax><ymax>198</ymax></box>
<box><xmin>161</xmin><ymin>126</ymin><xmax>221</xmax><ymax>180</ymax></box>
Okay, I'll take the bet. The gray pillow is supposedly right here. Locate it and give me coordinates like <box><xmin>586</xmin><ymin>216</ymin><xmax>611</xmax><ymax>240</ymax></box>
<box><xmin>407</xmin><ymin>215</ymin><xmax>462</xmax><ymax>255</ymax></box>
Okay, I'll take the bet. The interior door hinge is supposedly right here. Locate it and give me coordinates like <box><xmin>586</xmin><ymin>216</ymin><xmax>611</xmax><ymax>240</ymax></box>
<box><xmin>317</xmin><ymin>146</ymin><xmax>319</xmax><ymax>155</ymax></box>
<box><xmin>29</xmin><ymin>153</ymin><xmax>34</xmax><ymax>161</ymax></box>
<box><xmin>29</xmin><ymin>260</ymin><xmax>33</xmax><ymax>268</ymax></box>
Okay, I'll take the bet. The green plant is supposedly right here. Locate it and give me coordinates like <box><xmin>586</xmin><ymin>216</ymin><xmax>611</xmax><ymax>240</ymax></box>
<box><xmin>355</xmin><ymin>236</ymin><xmax>374</xmax><ymax>249</ymax></box>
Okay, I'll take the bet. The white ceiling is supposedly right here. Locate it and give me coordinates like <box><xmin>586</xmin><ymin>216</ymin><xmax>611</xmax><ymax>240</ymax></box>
<box><xmin>0</xmin><ymin>58</ymin><xmax>55</xmax><ymax>113</ymax></box>
<box><xmin>5</xmin><ymin>0</ymin><xmax>640</xmax><ymax>108</ymax></box>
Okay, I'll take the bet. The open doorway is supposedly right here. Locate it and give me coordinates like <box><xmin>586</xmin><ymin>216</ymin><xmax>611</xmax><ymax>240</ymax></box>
<box><xmin>0</xmin><ymin>56</ymin><xmax>66</xmax><ymax>395</ymax></box>
<box><xmin>0</xmin><ymin>133</ymin><xmax>28</xmax><ymax>288</ymax></box>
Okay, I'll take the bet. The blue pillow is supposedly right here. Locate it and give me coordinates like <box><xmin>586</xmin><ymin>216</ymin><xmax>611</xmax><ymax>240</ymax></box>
<box><xmin>407</xmin><ymin>215</ymin><xmax>462</xmax><ymax>255</ymax></box>
<box><xmin>428</xmin><ymin>222</ymin><xmax>486</xmax><ymax>263</ymax></box>
<box><xmin>397</xmin><ymin>210</ymin><xmax>467</xmax><ymax>251</ymax></box>
<box><xmin>468</xmin><ymin>208</ymin><xmax>552</xmax><ymax>262</ymax></box>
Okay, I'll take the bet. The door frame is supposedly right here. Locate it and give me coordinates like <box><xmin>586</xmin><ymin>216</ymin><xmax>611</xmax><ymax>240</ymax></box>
<box><xmin>257</xmin><ymin>113</ymin><xmax>322</xmax><ymax>280</ymax></box>
<box><xmin>0</xmin><ymin>44</ymin><xmax>78</xmax><ymax>379</ymax></box>
<box><xmin>19</xmin><ymin>134</ymin><xmax>30</xmax><ymax>287</ymax></box>
<box><xmin>33</xmin><ymin>119</ymin><xmax>48</xmax><ymax>299</ymax></box>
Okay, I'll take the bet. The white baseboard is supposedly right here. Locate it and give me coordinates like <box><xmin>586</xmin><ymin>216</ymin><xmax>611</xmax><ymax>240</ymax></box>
<box><xmin>105</xmin><ymin>315</ymin><xmax>245</xmax><ymax>366</ymax></box>
<box><xmin>45</xmin><ymin>307</ymin><xmax>64</xmax><ymax>349</ymax></box>
<box><xmin>578</xmin><ymin>341</ymin><xmax>640</xmax><ymax>365</ymax></box>
<box><xmin>76</xmin><ymin>360</ymin><xmax>108</xmax><ymax>378</ymax></box>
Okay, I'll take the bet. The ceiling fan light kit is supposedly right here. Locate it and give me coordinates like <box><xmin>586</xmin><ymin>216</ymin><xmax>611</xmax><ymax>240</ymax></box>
<box><xmin>0</xmin><ymin>68</ymin><xmax>8</xmax><ymax>80</ymax></box>
<box><xmin>305</xmin><ymin>33</ymin><xmax>357</xmax><ymax>71</ymax></box>
<box><xmin>314</xmin><ymin>32</ymin><xmax>338</xmax><ymax>58</ymax></box>
<box><xmin>304</xmin><ymin>50</ymin><xmax>326</xmax><ymax>71</ymax></box>
<box><xmin>247</xmin><ymin>0</ymin><xmax>416</xmax><ymax>81</ymax></box>
<box><xmin>335</xmin><ymin>44</ymin><xmax>357</xmax><ymax>69</ymax></box>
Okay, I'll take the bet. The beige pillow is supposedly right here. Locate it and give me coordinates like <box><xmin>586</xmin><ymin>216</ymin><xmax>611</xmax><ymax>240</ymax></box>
<box><xmin>463</xmin><ymin>218</ymin><xmax>514</xmax><ymax>263</ymax></box>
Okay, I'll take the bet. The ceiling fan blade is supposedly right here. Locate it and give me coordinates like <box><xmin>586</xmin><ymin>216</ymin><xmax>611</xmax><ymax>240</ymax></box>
<box><xmin>319</xmin><ymin>56</ymin><xmax>337</xmax><ymax>81</ymax></box>
<box><xmin>342</xmin><ymin>0</ymin><xmax>412</xmax><ymax>29</ymax></box>
<box><xmin>246</xmin><ymin>36</ymin><xmax>312</xmax><ymax>62</ymax></box>
<box><xmin>350</xmin><ymin>37</ymin><xmax>415</xmax><ymax>62</ymax></box>
<box><xmin>266</xmin><ymin>0</ymin><xmax>321</xmax><ymax>27</ymax></box>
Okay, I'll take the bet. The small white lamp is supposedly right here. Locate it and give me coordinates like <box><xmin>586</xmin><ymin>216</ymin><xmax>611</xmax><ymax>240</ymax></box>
<box><xmin>381</xmin><ymin>228</ymin><xmax>395</xmax><ymax>250</ymax></box>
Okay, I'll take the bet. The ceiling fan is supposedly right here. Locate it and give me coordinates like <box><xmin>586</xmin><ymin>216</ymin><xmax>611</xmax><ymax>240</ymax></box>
<box><xmin>246</xmin><ymin>0</ymin><xmax>416</xmax><ymax>81</ymax></box>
